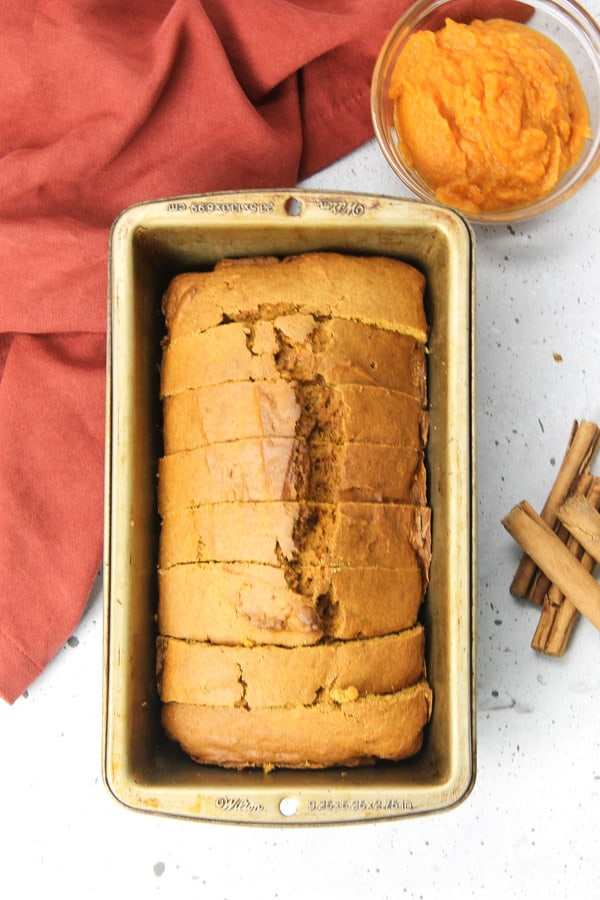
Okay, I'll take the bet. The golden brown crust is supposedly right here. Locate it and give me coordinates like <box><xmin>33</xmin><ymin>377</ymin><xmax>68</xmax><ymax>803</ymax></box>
<box><xmin>161</xmin><ymin>681</ymin><xmax>433</xmax><ymax>768</ymax></box>
<box><xmin>161</xmin><ymin>252</ymin><xmax>428</xmax><ymax>343</ymax></box>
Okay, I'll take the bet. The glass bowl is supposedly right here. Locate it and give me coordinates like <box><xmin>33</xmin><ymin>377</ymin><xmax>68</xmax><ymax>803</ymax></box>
<box><xmin>371</xmin><ymin>0</ymin><xmax>600</xmax><ymax>223</ymax></box>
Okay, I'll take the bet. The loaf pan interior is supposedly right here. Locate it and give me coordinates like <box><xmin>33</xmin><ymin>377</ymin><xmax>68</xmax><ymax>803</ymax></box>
<box><xmin>103</xmin><ymin>190</ymin><xmax>476</xmax><ymax>824</ymax></box>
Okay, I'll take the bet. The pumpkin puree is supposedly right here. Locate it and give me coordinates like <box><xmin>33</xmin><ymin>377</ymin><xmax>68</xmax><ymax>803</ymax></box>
<box><xmin>389</xmin><ymin>18</ymin><xmax>590</xmax><ymax>212</ymax></box>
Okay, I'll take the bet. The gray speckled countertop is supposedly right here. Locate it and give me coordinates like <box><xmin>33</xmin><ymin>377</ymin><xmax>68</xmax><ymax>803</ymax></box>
<box><xmin>2</xmin><ymin>22</ymin><xmax>600</xmax><ymax>896</ymax></box>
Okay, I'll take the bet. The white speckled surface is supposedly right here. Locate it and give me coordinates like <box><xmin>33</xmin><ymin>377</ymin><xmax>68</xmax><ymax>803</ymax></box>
<box><xmin>2</xmin><ymin>16</ymin><xmax>600</xmax><ymax>893</ymax></box>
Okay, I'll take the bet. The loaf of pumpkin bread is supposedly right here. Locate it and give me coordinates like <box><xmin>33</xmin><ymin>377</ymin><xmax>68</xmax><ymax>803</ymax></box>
<box><xmin>156</xmin><ymin>252</ymin><xmax>433</xmax><ymax>768</ymax></box>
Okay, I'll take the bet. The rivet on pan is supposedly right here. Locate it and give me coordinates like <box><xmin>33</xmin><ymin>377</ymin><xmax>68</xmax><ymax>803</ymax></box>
<box><xmin>284</xmin><ymin>196</ymin><xmax>303</xmax><ymax>216</ymax></box>
<box><xmin>279</xmin><ymin>796</ymin><xmax>299</xmax><ymax>817</ymax></box>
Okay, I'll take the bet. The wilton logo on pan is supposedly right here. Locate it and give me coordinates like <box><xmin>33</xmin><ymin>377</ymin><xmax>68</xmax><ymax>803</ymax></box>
<box><xmin>215</xmin><ymin>796</ymin><xmax>265</xmax><ymax>814</ymax></box>
<box><xmin>314</xmin><ymin>197</ymin><xmax>366</xmax><ymax>216</ymax></box>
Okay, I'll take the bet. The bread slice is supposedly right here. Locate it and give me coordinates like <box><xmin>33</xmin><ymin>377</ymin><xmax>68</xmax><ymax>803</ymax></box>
<box><xmin>159</xmin><ymin>444</ymin><xmax>427</xmax><ymax>528</ymax></box>
<box><xmin>162</xmin><ymin>380</ymin><xmax>300</xmax><ymax>454</ymax></box>
<box><xmin>160</xmin><ymin>315</ymin><xmax>427</xmax><ymax>401</ymax></box>
<box><xmin>162</xmin><ymin>380</ymin><xmax>427</xmax><ymax>455</ymax></box>
<box><xmin>161</xmin><ymin>322</ymin><xmax>278</xmax><ymax>398</ymax></box>
<box><xmin>158</xmin><ymin>438</ymin><xmax>426</xmax><ymax>515</ymax></box>
<box><xmin>157</xmin><ymin>437</ymin><xmax>302</xmax><ymax>514</ymax></box>
<box><xmin>157</xmin><ymin>562</ymin><xmax>324</xmax><ymax>647</ymax></box>
<box><xmin>161</xmin><ymin>680</ymin><xmax>433</xmax><ymax>768</ymax></box>
<box><xmin>161</xmin><ymin>252</ymin><xmax>428</xmax><ymax>343</ymax></box>
<box><xmin>158</xmin><ymin>559</ymin><xmax>427</xmax><ymax>645</ymax></box>
<box><xmin>159</xmin><ymin>501</ymin><xmax>431</xmax><ymax>570</ymax></box>
<box><xmin>156</xmin><ymin>625</ymin><xmax>426</xmax><ymax>707</ymax></box>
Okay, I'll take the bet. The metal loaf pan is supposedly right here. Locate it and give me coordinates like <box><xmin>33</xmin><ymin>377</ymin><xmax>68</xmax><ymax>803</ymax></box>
<box><xmin>103</xmin><ymin>189</ymin><xmax>476</xmax><ymax>824</ymax></box>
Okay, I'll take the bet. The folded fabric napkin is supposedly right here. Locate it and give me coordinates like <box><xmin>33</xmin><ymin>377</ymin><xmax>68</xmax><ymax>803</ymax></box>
<box><xmin>0</xmin><ymin>0</ymin><xmax>525</xmax><ymax>703</ymax></box>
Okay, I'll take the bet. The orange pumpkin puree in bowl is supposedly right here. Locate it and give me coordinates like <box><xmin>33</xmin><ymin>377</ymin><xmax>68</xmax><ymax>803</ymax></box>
<box><xmin>389</xmin><ymin>18</ymin><xmax>591</xmax><ymax>213</ymax></box>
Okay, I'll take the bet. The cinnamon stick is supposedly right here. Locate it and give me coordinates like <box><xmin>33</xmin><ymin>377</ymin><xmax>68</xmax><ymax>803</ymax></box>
<box><xmin>531</xmin><ymin>600</ymin><xmax>580</xmax><ymax>658</ymax></box>
<box><xmin>509</xmin><ymin>421</ymin><xmax>600</xmax><ymax>600</ymax></box>
<box><xmin>532</xmin><ymin>477</ymin><xmax>600</xmax><ymax>655</ymax></box>
<box><xmin>502</xmin><ymin>501</ymin><xmax>600</xmax><ymax>632</ymax></box>
<box><xmin>529</xmin><ymin>477</ymin><xmax>596</xmax><ymax>654</ymax></box>
<box><xmin>531</xmin><ymin>539</ymin><xmax>590</xmax><ymax>657</ymax></box>
<box><xmin>557</xmin><ymin>494</ymin><xmax>600</xmax><ymax>564</ymax></box>
<box><xmin>526</xmin><ymin>472</ymin><xmax>593</xmax><ymax>606</ymax></box>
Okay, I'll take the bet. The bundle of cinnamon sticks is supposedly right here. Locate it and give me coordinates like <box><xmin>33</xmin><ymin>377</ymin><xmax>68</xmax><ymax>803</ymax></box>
<box><xmin>502</xmin><ymin>420</ymin><xmax>600</xmax><ymax>656</ymax></box>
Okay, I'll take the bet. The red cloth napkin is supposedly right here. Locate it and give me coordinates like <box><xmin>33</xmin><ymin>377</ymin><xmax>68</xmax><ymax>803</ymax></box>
<box><xmin>0</xmin><ymin>0</ymin><xmax>417</xmax><ymax>704</ymax></box>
